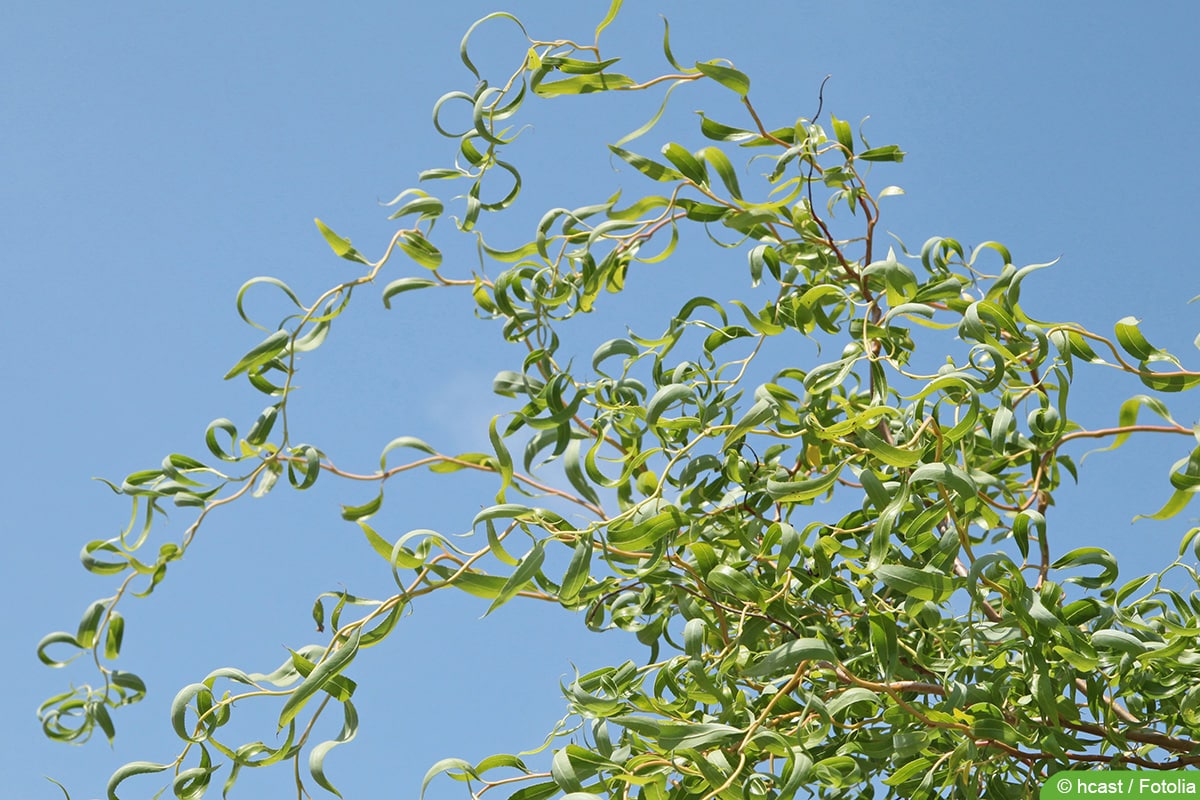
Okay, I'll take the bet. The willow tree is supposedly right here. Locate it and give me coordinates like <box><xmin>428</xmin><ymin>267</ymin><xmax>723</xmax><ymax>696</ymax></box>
<box><xmin>38</xmin><ymin>4</ymin><xmax>1200</xmax><ymax>799</ymax></box>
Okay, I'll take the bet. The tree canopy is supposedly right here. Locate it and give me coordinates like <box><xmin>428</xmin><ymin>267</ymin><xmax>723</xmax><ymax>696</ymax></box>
<box><xmin>37</xmin><ymin>4</ymin><xmax>1200</xmax><ymax>799</ymax></box>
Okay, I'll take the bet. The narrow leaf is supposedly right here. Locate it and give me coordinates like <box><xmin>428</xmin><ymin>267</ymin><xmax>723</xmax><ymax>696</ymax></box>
<box><xmin>766</xmin><ymin>464</ymin><xmax>844</xmax><ymax>503</ymax></box>
<box><xmin>308</xmin><ymin>700</ymin><xmax>359</xmax><ymax>799</ymax></box>
<box><xmin>485</xmin><ymin>540</ymin><xmax>546</xmax><ymax>616</ymax></box>
<box><xmin>277</xmin><ymin>629</ymin><xmax>361</xmax><ymax>730</ymax></box>
<box><xmin>223</xmin><ymin>330</ymin><xmax>289</xmax><ymax>380</ymax></box>
<box><xmin>608</xmin><ymin>145</ymin><xmax>683</xmax><ymax>182</ymax></box>
<box><xmin>876</xmin><ymin>565</ymin><xmax>955</xmax><ymax>602</ymax></box>
<box><xmin>382</xmin><ymin>278</ymin><xmax>439</xmax><ymax>308</ymax></box>
<box><xmin>858</xmin><ymin>145</ymin><xmax>905</xmax><ymax>162</ymax></box>
<box><xmin>661</xmin><ymin>143</ymin><xmax>707</xmax><ymax>185</ymax></box>
<box><xmin>645</xmin><ymin>384</ymin><xmax>694</xmax><ymax>427</ymax></box>
<box><xmin>340</xmin><ymin>492</ymin><xmax>383</xmax><ymax>522</ymax></box>
<box><xmin>746</xmin><ymin>638</ymin><xmax>836</xmax><ymax>678</ymax></box>
<box><xmin>314</xmin><ymin>218</ymin><xmax>368</xmax><ymax>264</ymax></box>
<box><xmin>107</xmin><ymin>761</ymin><xmax>170</xmax><ymax>800</ymax></box>
<box><xmin>695</xmin><ymin>61</ymin><xmax>750</xmax><ymax>97</ymax></box>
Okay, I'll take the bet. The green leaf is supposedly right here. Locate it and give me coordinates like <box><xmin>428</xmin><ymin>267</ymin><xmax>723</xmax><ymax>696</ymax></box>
<box><xmin>1134</xmin><ymin>488</ymin><xmax>1195</xmax><ymax>521</ymax></box>
<box><xmin>75</xmin><ymin>599</ymin><xmax>107</xmax><ymax>649</ymax></box>
<box><xmin>698</xmin><ymin>146</ymin><xmax>742</xmax><ymax>199</ymax></box>
<box><xmin>1051</xmin><ymin>547</ymin><xmax>1118</xmax><ymax>589</ymax></box>
<box><xmin>547</xmin><ymin>57</ymin><xmax>623</xmax><ymax>76</ymax></box>
<box><xmin>286</xmin><ymin>649</ymin><xmax>357</xmax><ymax>701</ymax></box>
<box><xmin>695</xmin><ymin>112</ymin><xmax>756</xmax><ymax>143</ymax></box>
<box><xmin>551</xmin><ymin>747</ymin><xmax>586</xmax><ymax>793</ymax></box>
<box><xmin>314</xmin><ymin>218</ymin><xmax>368</xmax><ymax>264</ymax></box>
<box><xmin>382</xmin><ymin>277</ymin><xmax>439</xmax><ymax>308</ymax></box>
<box><xmin>1088</xmin><ymin>395</ymin><xmax>1178</xmax><ymax>463</ymax></box>
<box><xmin>746</xmin><ymin>638</ymin><xmax>836</xmax><ymax>678</ymax></box>
<box><xmin>856</xmin><ymin>427</ymin><xmax>922</xmax><ymax>468</ymax></box>
<box><xmin>422</xmin><ymin>758</ymin><xmax>479</xmax><ymax>800</ymax></box>
<box><xmin>564</xmin><ymin>439</ymin><xmax>603</xmax><ymax>508</ymax></box>
<box><xmin>205</xmin><ymin>418</ymin><xmax>239</xmax><ymax>461</ymax></box>
<box><xmin>747</xmin><ymin>244</ymin><xmax>779</xmax><ymax>287</ymax></box>
<box><xmin>427</xmin><ymin>565</ymin><xmax>509</xmax><ymax>599</ymax></box>
<box><xmin>702</xmin><ymin>324</ymin><xmax>754</xmax><ymax>353</ymax></box>
<box><xmin>858</xmin><ymin>145</ymin><xmax>905</xmax><ymax>162</ymax></box>
<box><xmin>308</xmin><ymin>700</ymin><xmax>358</xmax><ymax>799</ymax></box>
<box><xmin>766</xmin><ymin>464</ymin><xmax>843</xmax><ymax>503</ymax></box>
<box><xmin>1091</xmin><ymin>629</ymin><xmax>1148</xmax><ymax>655</ymax></box>
<box><xmin>724</xmin><ymin>397</ymin><xmax>777</xmax><ymax>447</ymax></box>
<box><xmin>560</xmin><ymin>534</ymin><xmax>593</xmax><ymax>604</ymax></box>
<box><xmin>173</xmin><ymin>755</ymin><xmax>218</xmax><ymax>800</ymax></box>
<box><xmin>44</xmin><ymin>777</ymin><xmax>72</xmax><ymax>800</ymax></box>
<box><xmin>908</xmin><ymin>462</ymin><xmax>978</xmax><ymax>510</ymax></box>
<box><xmin>661</xmin><ymin>143</ymin><xmax>707</xmax><ymax>185</ymax></box>
<box><xmin>398</xmin><ymin>231</ymin><xmax>443</xmax><ymax>270</ymax></box>
<box><xmin>655</xmin><ymin>722</ymin><xmax>741</xmax><ymax>750</ymax></box>
<box><xmin>830</xmin><ymin>114</ymin><xmax>854</xmax><ymax>154</ymax></box>
<box><xmin>234</xmin><ymin>276</ymin><xmax>305</xmax><ymax>332</ymax></box>
<box><xmin>287</xmin><ymin>444</ymin><xmax>321</xmax><ymax>490</ymax></box>
<box><xmin>340</xmin><ymin>492</ymin><xmax>383</xmax><ymax>522</ymax></box>
<box><xmin>37</xmin><ymin>631</ymin><xmax>83</xmax><ymax>667</ymax></box>
<box><xmin>508</xmin><ymin>782</ymin><xmax>561</xmax><ymax>800</ymax></box>
<box><xmin>695</xmin><ymin>61</ymin><xmax>750</xmax><ymax>97</ymax></box>
<box><xmin>472</xmin><ymin>504</ymin><xmax>537</xmax><ymax>527</ymax></box>
<box><xmin>223</xmin><ymin>330</ymin><xmax>289</xmax><ymax>380</ymax></box>
<box><xmin>278</xmin><ymin>629</ymin><xmax>361</xmax><ymax>730</ymax></box>
<box><xmin>357</xmin><ymin>521</ymin><xmax>399</xmax><ymax>566</ymax></box>
<box><xmin>489</xmin><ymin>416</ymin><xmax>514</xmax><ymax>501</ymax></box>
<box><xmin>1114</xmin><ymin>316</ymin><xmax>1164</xmax><ymax>362</ymax></box>
<box><xmin>827</xmin><ymin>687</ymin><xmax>882</xmax><ymax>718</ymax></box>
<box><xmin>245</xmin><ymin>404</ymin><xmax>279</xmax><ymax>446</ymax></box>
<box><xmin>81</xmin><ymin>539</ymin><xmax>129</xmax><ymax>575</ymax></box>
<box><xmin>485</xmin><ymin>540</ymin><xmax>546</xmax><ymax>616</ymax></box>
<box><xmin>107</xmin><ymin>761</ymin><xmax>170</xmax><ymax>800</ymax></box>
<box><xmin>104</xmin><ymin>611</ymin><xmax>124</xmax><ymax>660</ymax></box>
<box><xmin>385</xmin><ymin>191</ymin><xmax>443</xmax><ymax>222</ymax></box>
<box><xmin>607</xmin><ymin>503</ymin><xmax>683</xmax><ymax>551</ymax></box>
<box><xmin>705</xmin><ymin>564</ymin><xmax>763</xmax><ymax>602</ymax></box>
<box><xmin>594</xmin><ymin>0</ymin><xmax>623</xmax><ymax>40</ymax></box>
<box><xmin>1011</xmin><ymin>510</ymin><xmax>1045</xmax><ymax>561</ymax></box>
<box><xmin>380</xmin><ymin>436</ymin><xmax>437</xmax><ymax>468</ymax></box>
<box><xmin>876</xmin><ymin>565</ymin><xmax>955</xmax><ymax>602</ymax></box>
<box><xmin>884</xmin><ymin>758</ymin><xmax>933</xmax><ymax>787</ymax></box>
<box><xmin>533</xmin><ymin>72</ymin><xmax>635</xmax><ymax>97</ymax></box>
<box><xmin>170</xmin><ymin>683</ymin><xmax>215</xmax><ymax>743</ymax></box>
<box><xmin>645</xmin><ymin>384</ymin><xmax>695</xmax><ymax>427</ymax></box>
<box><xmin>1053</xmin><ymin>645</ymin><xmax>1099</xmax><ymax>671</ymax></box>
<box><xmin>608</xmin><ymin>145</ymin><xmax>683</xmax><ymax>182</ymax></box>
<box><xmin>591</xmin><ymin>338</ymin><xmax>639</xmax><ymax>376</ymax></box>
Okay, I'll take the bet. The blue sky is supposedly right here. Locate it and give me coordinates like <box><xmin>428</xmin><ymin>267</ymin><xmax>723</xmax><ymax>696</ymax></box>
<box><xmin>4</xmin><ymin>2</ymin><xmax>1200</xmax><ymax>798</ymax></box>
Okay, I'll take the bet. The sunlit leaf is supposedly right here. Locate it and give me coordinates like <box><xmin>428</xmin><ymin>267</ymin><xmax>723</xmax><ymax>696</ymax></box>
<box><xmin>106</xmin><ymin>761</ymin><xmax>170</xmax><ymax>800</ymax></box>
<box><xmin>876</xmin><ymin>565</ymin><xmax>955</xmax><ymax>602</ymax></box>
<box><xmin>746</xmin><ymin>637</ymin><xmax>836</xmax><ymax>678</ymax></box>
<box><xmin>608</xmin><ymin>145</ymin><xmax>683</xmax><ymax>182</ymax></box>
<box><xmin>694</xmin><ymin>60</ymin><xmax>750</xmax><ymax>97</ymax></box>
<box><xmin>314</xmin><ymin>218</ymin><xmax>368</xmax><ymax>264</ymax></box>
<box><xmin>485</xmin><ymin>540</ymin><xmax>546</xmax><ymax>616</ymax></box>
<box><xmin>277</xmin><ymin>629</ymin><xmax>361</xmax><ymax>730</ymax></box>
<box><xmin>309</xmin><ymin>700</ymin><xmax>358</xmax><ymax>798</ymax></box>
<box><xmin>223</xmin><ymin>330</ymin><xmax>289</xmax><ymax>380</ymax></box>
<box><xmin>766</xmin><ymin>464</ymin><xmax>844</xmax><ymax>503</ymax></box>
<box><xmin>382</xmin><ymin>277</ymin><xmax>439</xmax><ymax>308</ymax></box>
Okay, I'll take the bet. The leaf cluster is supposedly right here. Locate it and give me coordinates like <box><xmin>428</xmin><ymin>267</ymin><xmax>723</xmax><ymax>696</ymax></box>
<box><xmin>38</xmin><ymin>3</ymin><xmax>1200</xmax><ymax>799</ymax></box>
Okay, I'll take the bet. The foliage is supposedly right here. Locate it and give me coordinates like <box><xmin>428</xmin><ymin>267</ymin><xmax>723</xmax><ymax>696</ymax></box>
<box><xmin>38</xmin><ymin>4</ymin><xmax>1200</xmax><ymax>799</ymax></box>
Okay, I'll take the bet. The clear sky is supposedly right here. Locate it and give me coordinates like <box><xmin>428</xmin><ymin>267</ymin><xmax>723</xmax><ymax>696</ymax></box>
<box><xmin>4</xmin><ymin>2</ymin><xmax>1200</xmax><ymax>798</ymax></box>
